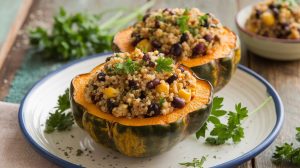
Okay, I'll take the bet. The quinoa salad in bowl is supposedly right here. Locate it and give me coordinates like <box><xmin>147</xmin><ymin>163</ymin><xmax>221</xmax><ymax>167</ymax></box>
<box><xmin>85</xmin><ymin>49</ymin><xmax>197</xmax><ymax>118</ymax></box>
<box><xmin>245</xmin><ymin>0</ymin><xmax>300</xmax><ymax>39</ymax></box>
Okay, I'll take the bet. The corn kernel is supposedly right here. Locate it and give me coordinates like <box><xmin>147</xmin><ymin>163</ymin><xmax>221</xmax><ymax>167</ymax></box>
<box><xmin>178</xmin><ymin>89</ymin><xmax>191</xmax><ymax>102</ymax></box>
<box><xmin>136</xmin><ymin>39</ymin><xmax>153</xmax><ymax>52</ymax></box>
<box><xmin>261</xmin><ymin>11</ymin><xmax>275</xmax><ymax>26</ymax></box>
<box><xmin>103</xmin><ymin>87</ymin><xmax>119</xmax><ymax>98</ymax></box>
<box><xmin>156</xmin><ymin>82</ymin><xmax>169</xmax><ymax>95</ymax></box>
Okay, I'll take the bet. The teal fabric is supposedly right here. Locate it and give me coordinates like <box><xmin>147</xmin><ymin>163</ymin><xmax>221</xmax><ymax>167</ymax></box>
<box><xmin>5</xmin><ymin>51</ymin><xmax>64</xmax><ymax>103</ymax></box>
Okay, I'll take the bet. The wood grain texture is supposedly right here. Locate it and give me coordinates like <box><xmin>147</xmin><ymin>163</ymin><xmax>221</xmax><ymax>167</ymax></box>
<box><xmin>237</xmin><ymin>1</ymin><xmax>300</xmax><ymax>168</ymax></box>
<box><xmin>0</xmin><ymin>0</ymin><xmax>32</xmax><ymax>69</ymax></box>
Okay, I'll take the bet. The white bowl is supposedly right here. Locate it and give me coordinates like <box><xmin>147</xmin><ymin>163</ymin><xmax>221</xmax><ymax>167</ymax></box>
<box><xmin>236</xmin><ymin>5</ymin><xmax>300</xmax><ymax>60</ymax></box>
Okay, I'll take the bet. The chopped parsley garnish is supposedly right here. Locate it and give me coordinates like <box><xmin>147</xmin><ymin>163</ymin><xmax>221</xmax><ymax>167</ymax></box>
<box><xmin>159</xmin><ymin>98</ymin><xmax>165</xmax><ymax>107</ymax></box>
<box><xmin>199</xmin><ymin>14</ymin><xmax>209</xmax><ymax>27</ymax></box>
<box><xmin>155</xmin><ymin>57</ymin><xmax>173</xmax><ymax>73</ymax></box>
<box><xmin>272</xmin><ymin>127</ymin><xmax>300</xmax><ymax>166</ymax></box>
<box><xmin>196</xmin><ymin>96</ymin><xmax>271</xmax><ymax>145</ymax></box>
<box><xmin>113</xmin><ymin>58</ymin><xmax>141</xmax><ymax>75</ymax></box>
<box><xmin>45</xmin><ymin>89</ymin><xmax>74</xmax><ymax>133</ymax></box>
<box><xmin>176</xmin><ymin>9</ymin><xmax>190</xmax><ymax>33</ymax></box>
<box><xmin>179</xmin><ymin>156</ymin><xmax>206</xmax><ymax>168</ymax></box>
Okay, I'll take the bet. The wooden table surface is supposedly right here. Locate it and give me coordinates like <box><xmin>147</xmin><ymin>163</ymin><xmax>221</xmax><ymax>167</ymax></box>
<box><xmin>0</xmin><ymin>0</ymin><xmax>299</xmax><ymax>167</ymax></box>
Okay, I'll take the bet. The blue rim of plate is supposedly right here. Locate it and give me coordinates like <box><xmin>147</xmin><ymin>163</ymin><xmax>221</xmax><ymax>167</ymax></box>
<box><xmin>18</xmin><ymin>53</ymin><xmax>284</xmax><ymax>168</ymax></box>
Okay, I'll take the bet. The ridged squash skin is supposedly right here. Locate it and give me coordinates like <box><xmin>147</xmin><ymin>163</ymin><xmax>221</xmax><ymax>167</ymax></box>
<box><xmin>70</xmin><ymin>64</ymin><xmax>213</xmax><ymax>157</ymax></box>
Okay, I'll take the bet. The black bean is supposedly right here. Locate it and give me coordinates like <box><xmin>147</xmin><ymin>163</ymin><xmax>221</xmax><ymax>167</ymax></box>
<box><xmin>128</xmin><ymin>80</ymin><xmax>138</xmax><ymax>90</ymax></box>
<box><xmin>178</xmin><ymin>66</ymin><xmax>185</xmax><ymax>72</ymax></box>
<box><xmin>91</xmin><ymin>94</ymin><xmax>97</xmax><ymax>104</ymax></box>
<box><xmin>180</xmin><ymin>33</ymin><xmax>189</xmax><ymax>43</ymax></box>
<box><xmin>166</xmin><ymin>74</ymin><xmax>178</xmax><ymax>84</ymax></box>
<box><xmin>143</xmin><ymin>14</ymin><xmax>150</xmax><ymax>22</ymax></box>
<box><xmin>131</xmin><ymin>34</ymin><xmax>143</xmax><ymax>46</ymax></box>
<box><xmin>97</xmin><ymin>72</ymin><xmax>106</xmax><ymax>82</ymax></box>
<box><xmin>272</xmin><ymin>8</ymin><xmax>279</xmax><ymax>19</ymax></box>
<box><xmin>140</xmin><ymin>91</ymin><xmax>146</xmax><ymax>99</ymax></box>
<box><xmin>143</xmin><ymin>54</ymin><xmax>151</xmax><ymax>62</ymax></box>
<box><xmin>155</xmin><ymin>20</ymin><xmax>160</xmax><ymax>28</ymax></box>
<box><xmin>192</xmin><ymin>43</ymin><xmax>207</xmax><ymax>56</ymax></box>
<box><xmin>170</xmin><ymin>43</ymin><xmax>182</xmax><ymax>57</ymax></box>
<box><xmin>146</xmin><ymin>78</ymin><xmax>160</xmax><ymax>89</ymax></box>
<box><xmin>148</xmin><ymin>61</ymin><xmax>156</xmax><ymax>67</ymax></box>
<box><xmin>147</xmin><ymin>103</ymin><xmax>161</xmax><ymax>116</ymax></box>
<box><xmin>171</xmin><ymin>97</ymin><xmax>185</xmax><ymax>108</ymax></box>
<box><xmin>255</xmin><ymin>10</ymin><xmax>262</xmax><ymax>19</ymax></box>
<box><xmin>105</xmin><ymin>56</ymin><xmax>112</xmax><ymax>62</ymax></box>
<box><xmin>152</xmin><ymin>78</ymin><xmax>160</xmax><ymax>86</ymax></box>
<box><xmin>107</xmin><ymin>99</ymin><xmax>117</xmax><ymax>113</ymax></box>
<box><xmin>262</xmin><ymin>32</ymin><xmax>269</xmax><ymax>37</ymax></box>
<box><xmin>203</xmin><ymin>34</ymin><xmax>214</xmax><ymax>42</ymax></box>
<box><xmin>151</xmin><ymin>40</ymin><xmax>162</xmax><ymax>49</ymax></box>
<box><xmin>163</xmin><ymin>8</ymin><xmax>170</xmax><ymax>13</ymax></box>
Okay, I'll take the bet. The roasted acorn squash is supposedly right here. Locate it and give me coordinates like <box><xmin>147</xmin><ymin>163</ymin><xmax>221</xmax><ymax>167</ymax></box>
<box><xmin>70</xmin><ymin>62</ymin><xmax>213</xmax><ymax>157</ymax></box>
<box><xmin>113</xmin><ymin>27</ymin><xmax>240</xmax><ymax>92</ymax></box>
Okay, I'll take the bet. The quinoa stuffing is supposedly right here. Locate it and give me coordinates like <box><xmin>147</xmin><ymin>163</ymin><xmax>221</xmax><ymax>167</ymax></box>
<box><xmin>85</xmin><ymin>49</ymin><xmax>197</xmax><ymax>118</ymax></box>
<box><xmin>246</xmin><ymin>0</ymin><xmax>300</xmax><ymax>39</ymax></box>
<box><xmin>131</xmin><ymin>8</ymin><xmax>224</xmax><ymax>60</ymax></box>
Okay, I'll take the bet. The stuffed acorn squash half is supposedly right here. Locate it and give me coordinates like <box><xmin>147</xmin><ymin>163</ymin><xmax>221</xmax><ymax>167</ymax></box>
<box><xmin>70</xmin><ymin>49</ymin><xmax>213</xmax><ymax>157</ymax></box>
<box><xmin>113</xmin><ymin>8</ymin><xmax>240</xmax><ymax>91</ymax></box>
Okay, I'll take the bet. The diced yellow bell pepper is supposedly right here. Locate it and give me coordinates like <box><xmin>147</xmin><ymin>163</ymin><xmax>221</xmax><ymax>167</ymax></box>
<box><xmin>103</xmin><ymin>87</ymin><xmax>119</xmax><ymax>98</ymax></box>
<box><xmin>261</xmin><ymin>12</ymin><xmax>275</xmax><ymax>26</ymax></box>
<box><xmin>156</xmin><ymin>83</ymin><xmax>169</xmax><ymax>95</ymax></box>
<box><xmin>136</xmin><ymin>39</ymin><xmax>153</xmax><ymax>52</ymax></box>
<box><xmin>178</xmin><ymin>89</ymin><xmax>191</xmax><ymax>102</ymax></box>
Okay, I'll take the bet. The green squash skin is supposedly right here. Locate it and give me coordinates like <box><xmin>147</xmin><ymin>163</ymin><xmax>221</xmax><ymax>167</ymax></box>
<box><xmin>70</xmin><ymin>80</ymin><xmax>213</xmax><ymax>157</ymax></box>
<box><xmin>190</xmin><ymin>47</ymin><xmax>240</xmax><ymax>92</ymax></box>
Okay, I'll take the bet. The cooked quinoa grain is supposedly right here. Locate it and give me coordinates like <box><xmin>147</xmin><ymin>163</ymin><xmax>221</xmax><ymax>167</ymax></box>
<box><xmin>246</xmin><ymin>0</ymin><xmax>300</xmax><ymax>39</ymax></box>
<box><xmin>85</xmin><ymin>49</ymin><xmax>197</xmax><ymax>118</ymax></box>
<box><xmin>131</xmin><ymin>8</ymin><xmax>224</xmax><ymax>60</ymax></box>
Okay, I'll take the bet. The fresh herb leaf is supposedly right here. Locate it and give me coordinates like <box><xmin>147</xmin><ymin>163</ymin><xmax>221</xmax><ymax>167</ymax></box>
<box><xmin>199</xmin><ymin>14</ymin><xmax>209</xmax><ymax>27</ymax></box>
<box><xmin>29</xmin><ymin>2</ymin><xmax>154</xmax><ymax>61</ymax></box>
<box><xmin>155</xmin><ymin>57</ymin><xmax>173</xmax><ymax>73</ymax></box>
<box><xmin>30</xmin><ymin>8</ymin><xmax>112</xmax><ymax>61</ymax></box>
<box><xmin>179</xmin><ymin>156</ymin><xmax>206</xmax><ymax>168</ymax></box>
<box><xmin>196</xmin><ymin>122</ymin><xmax>207</xmax><ymax>139</ymax></box>
<box><xmin>196</xmin><ymin>96</ymin><xmax>249</xmax><ymax>145</ymax></box>
<box><xmin>272</xmin><ymin>143</ymin><xmax>300</xmax><ymax>166</ymax></box>
<box><xmin>297</xmin><ymin>127</ymin><xmax>300</xmax><ymax>142</ymax></box>
<box><xmin>113</xmin><ymin>58</ymin><xmax>140</xmax><ymax>75</ymax></box>
<box><xmin>45</xmin><ymin>89</ymin><xmax>74</xmax><ymax>133</ymax></box>
<box><xmin>176</xmin><ymin>9</ymin><xmax>190</xmax><ymax>33</ymax></box>
<box><xmin>159</xmin><ymin>98</ymin><xmax>165</xmax><ymax>107</ymax></box>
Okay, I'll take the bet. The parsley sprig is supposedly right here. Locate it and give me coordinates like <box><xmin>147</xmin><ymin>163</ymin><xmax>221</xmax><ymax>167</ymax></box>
<box><xmin>29</xmin><ymin>2</ymin><xmax>154</xmax><ymax>61</ymax></box>
<box><xmin>179</xmin><ymin>156</ymin><xmax>206</xmax><ymax>168</ymax></box>
<box><xmin>272</xmin><ymin>127</ymin><xmax>300</xmax><ymax>166</ymax></box>
<box><xmin>176</xmin><ymin>9</ymin><xmax>190</xmax><ymax>33</ymax></box>
<box><xmin>44</xmin><ymin>89</ymin><xmax>74</xmax><ymax>133</ymax></box>
<box><xmin>196</xmin><ymin>96</ymin><xmax>271</xmax><ymax>145</ymax></box>
<box><xmin>199</xmin><ymin>14</ymin><xmax>209</xmax><ymax>27</ymax></box>
<box><xmin>113</xmin><ymin>58</ymin><xmax>141</xmax><ymax>75</ymax></box>
<box><xmin>155</xmin><ymin>57</ymin><xmax>173</xmax><ymax>73</ymax></box>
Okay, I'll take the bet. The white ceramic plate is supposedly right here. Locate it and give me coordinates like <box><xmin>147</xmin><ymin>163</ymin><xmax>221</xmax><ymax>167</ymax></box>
<box><xmin>19</xmin><ymin>53</ymin><xmax>284</xmax><ymax>168</ymax></box>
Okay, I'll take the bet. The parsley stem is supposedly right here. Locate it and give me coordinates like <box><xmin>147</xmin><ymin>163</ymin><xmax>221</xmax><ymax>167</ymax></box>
<box><xmin>109</xmin><ymin>1</ymin><xmax>154</xmax><ymax>33</ymax></box>
<box><xmin>248</xmin><ymin>96</ymin><xmax>272</xmax><ymax>116</ymax></box>
<box><xmin>101</xmin><ymin>11</ymin><xmax>124</xmax><ymax>30</ymax></box>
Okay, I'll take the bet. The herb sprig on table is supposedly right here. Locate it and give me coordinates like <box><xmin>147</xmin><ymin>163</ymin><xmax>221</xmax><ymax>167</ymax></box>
<box><xmin>196</xmin><ymin>96</ymin><xmax>272</xmax><ymax>145</ymax></box>
<box><xmin>44</xmin><ymin>89</ymin><xmax>74</xmax><ymax>133</ymax></box>
<box><xmin>272</xmin><ymin>127</ymin><xmax>300</xmax><ymax>166</ymax></box>
<box><xmin>179</xmin><ymin>156</ymin><xmax>206</xmax><ymax>168</ymax></box>
<box><xmin>29</xmin><ymin>2</ymin><xmax>154</xmax><ymax>61</ymax></box>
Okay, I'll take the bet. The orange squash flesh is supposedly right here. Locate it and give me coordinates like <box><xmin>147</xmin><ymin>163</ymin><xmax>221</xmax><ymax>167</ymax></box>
<box><xmin>113</xmin><ymin>27</ymin><xmax>237</xmax><ymax>67</ymax></box>
<box><xmin>72</xmin><ymin>64</ymin><xmax>211</xmax><ymax>126</ymax></box>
